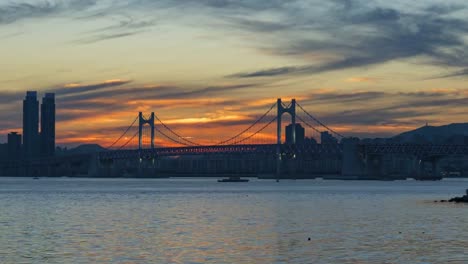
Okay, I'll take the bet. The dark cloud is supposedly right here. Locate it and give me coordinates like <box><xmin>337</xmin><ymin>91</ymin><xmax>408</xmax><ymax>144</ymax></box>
<box><xmin>0</xmin><ymin>91</ymin><xmax>23</xmax><ymax>104</ymax></box>
<box><xmin>318</xmin><ymin>108</ymin><xmax>437</xmax><ymax>126</ymax></box>
<box><xmin>309</xmin><ymin>91</ymin><xmax>385</xmax><ymax>103</ymax></box>
<box><xmin>5</xmin><ymin>1</ymin><xmax>468</xmax><ymax>78</ymax></box>
<box><xmin>52</xmin><ymin>79</ymin><xmax>132</xmax><ymax>96</ymax></box>
<box><xmin>90</xmin><ymin>15</ymin><xmax>157</xmax><ymax>32</ymax></box>
<box><xmin>156</xmin><ymin>84</ymin><xmax>257</xmax><ymax>99</ymax></box>
<box><xmin>294</xmin><ymin>89</ymin><xmax>468</xmax><ymax>127</ymax></box>
<box><xmin>153</xmin><ymin>0</ymin><xmax>287</xmax><ymax>11</ymax></box>
<box><xmin>396</xmin><ymin>91</ymin><xmax>453</xmax><ymax>97</ymax></box>
<box><xmin>76</xmin><ymin>31</ymin><xmax>145</xmax><ymax>44</ymax></box>
<box><xmin>227</xmin><ymin>17</ymin><xmax>293</xmax><ymax>33</ymax></box>
<box><xmin>0</xmin><ymin>1</ymin><xmax>156</xmax><ymax>43</ymax></box>
<box><xmin>164</xmin><ymin>116</ymin><xmax>268</xmax><ymax>131</ymax></box>
<box><xmin>431</xmin><ymin>68</ymin><xmax>468</xmax><ymax>79</ymax></box>
<box><xmin>57</xmin><ymin>86</ymin><xmax>171</xmax><ymax>103</ymax></box>
<box><xmin>0</xmin><ymin>0</ymin><xmax>96</xmax><ymax>24</ymax></box>
<box><xmin>228</xmin><ymin>66</ymin><xmax>309</xmax><ymax>78</ymax></box>
<box><xmin>222</xmin><ymin>2</ymin><xmax>468</xmax><ymax>78</ymax></box>
<box><xmin>76</xmin><ymin>14</ymin><xmax>157</xmax><ymax>44</ymax></box>
<box><xmin>300</xmin><ymin>90</ymin><xmax>456</xmax><ymax>106</ymax></box>
<box><xmin>58</xmin><ymin>83</ymin><xmax>257</xmax><ymax>103</ymax></box>
<box><xmin>424</xmin><ymin>4</ymin><xmax>464</xmax><ymax>15</ymax></box>
<box><xmin>397</xmin><ymin>97</ymin><xmax>468</xmax><ymax>109</ymax></box>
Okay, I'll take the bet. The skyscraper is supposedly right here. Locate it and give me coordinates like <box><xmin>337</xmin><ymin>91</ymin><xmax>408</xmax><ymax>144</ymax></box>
<box><xmin>285</xmin><ymin>123</ymin><xmax>305</xmax><ymax>145</ymax></box>
<box><xmin>23</xmin><ymin>91</ymin><xmax>39</xmax><ymax>158</ymax></box>
<box><xmin>41</xmin><ymin>93</ymin><xmax>55</xmax><ymax>156</ymax></box>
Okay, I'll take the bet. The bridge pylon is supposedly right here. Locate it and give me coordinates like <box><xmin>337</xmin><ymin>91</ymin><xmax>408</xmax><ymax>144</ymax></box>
<box><xmin>276</xmin><ymin>98</ymin><xmax>296</xmax><ymax>180</ymax></box>
<box><xmin>138</xmin><ymin>112</ymin><xmax>155</xmax><ymax>150</ymax></box>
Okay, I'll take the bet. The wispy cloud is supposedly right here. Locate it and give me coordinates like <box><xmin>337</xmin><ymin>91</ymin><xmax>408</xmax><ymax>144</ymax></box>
<box><xmin>345</xmin><ymin>77</ymin><xmax>379</xmax><ymax>83</ymax></box>
<box><xmin>52</xmin><ymin>79</ymin><xmax>132</xmax><ymax>95</ymax></box>
<box><xmin>75</xmin><ymin>14</ymin><xmax>157</xmax><ymax>44</ymax></box>
<box><xmin>217</xmin><ymin>1</ymin><xmax>468</xmax><ymax>78</ymax></box>
<box><xmin>0</xmin><ymin>0</ymin><xmax>97</xmax><ymax>24</ymax></box>
<box><xmin>76</xmin><ymin>31</ymin><xmax>144</xmax><ymax>44</ymax></box>
<box><xmin>5</xmin><ymin>1</ymin><xmax>468</xmax><ymax>77</ymax></box>
<box><xmin>431</xmin><ymin>68</ymin><xmax>468</xmax><ymax>79</ymax></box>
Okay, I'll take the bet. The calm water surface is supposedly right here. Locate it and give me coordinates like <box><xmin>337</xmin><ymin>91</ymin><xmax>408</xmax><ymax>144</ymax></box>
<box><xmin>0</xmin><ymin>177</ymin><xmax>466</xmax><ymax>264</ymax></box>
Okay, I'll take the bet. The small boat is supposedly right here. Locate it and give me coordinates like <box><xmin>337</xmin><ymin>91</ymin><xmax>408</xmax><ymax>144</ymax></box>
<box><xmin>33</xmin><ymin>177</ymin><xmax>40</xmax><ymax>180</ymax></box>
<box><xmin>218</xmin><ymin>177</ymin><xmax>249</xmax><ymax>183</ymax></box>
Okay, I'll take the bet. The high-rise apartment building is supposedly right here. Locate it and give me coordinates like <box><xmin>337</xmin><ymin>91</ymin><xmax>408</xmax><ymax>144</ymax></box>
<box><xmin>23</xmin><ymin>91</ymin><xmax>39</xmax><ymax>158</ymax></box>
<box><xmin>285</xmin><ymin>123</ymin><xmax>305</xmax><ymax>145</ymax></box>
<box><xmin>7</xmin><ymin>132</ymin><xmax>21</xmax><ymax>160</ymax></box>
<box><xmin>41</xmin><ymin>93</ymin><xmax>55</xmax><ymax>156</ymax></box>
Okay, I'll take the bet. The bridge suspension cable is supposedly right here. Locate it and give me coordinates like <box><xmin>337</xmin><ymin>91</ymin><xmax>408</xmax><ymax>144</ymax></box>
<box><xmin>296</xmin><ymin>114</ymin><xmax>322</xmax><ymax>134</ymax></box>
<box><xmin>118</xmin><ymin>130</ymin><xmax>139</xmax><ymax>150</ymax></box>
<box><xmin>154</xmin><ymin>125</ymin><xmax>192</xmax><ymax>147</ymax></box>
<box><xmin>106</xmin><ymin>115</ymin><xmax>139</xmax><ymax>149</ymax></box>
<box><xmin>228</xmin><ymin>116</ymin><xmax>277</xmax><ymax>145</ymax></box>
<box><xmin>216</xmin><ymin>102</ymin><xmax>277</xmax><ymax>145</ymax></box>
<box><xmin>153</xmin><ymin>114</ymin><xmax>202</xmax><ymax>146</ymax></box>
<box><xmin>296</xmin><ymin>102</ymin><xmax>345</xmax><ymax>138</ymax></box>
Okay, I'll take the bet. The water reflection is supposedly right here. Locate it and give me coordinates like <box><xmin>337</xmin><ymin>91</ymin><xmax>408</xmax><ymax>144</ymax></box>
<box><xmin>0</xmin><ymin>178</ymin><xmax>466</xmax><ymax>263</ymax></box>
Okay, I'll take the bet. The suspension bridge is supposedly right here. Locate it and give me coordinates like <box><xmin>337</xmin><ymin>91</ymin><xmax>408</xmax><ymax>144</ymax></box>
<box><xmin>102</xmin><ymin>99</ymin><xmax>343</xmax><ymax>152</ymax></box>
<box><xmin>92</xmin><ymin>98</ymin><xmax>468</xmax><ymax>180</ymax></box>
<box><xmin>97</xmin><ymin>99</ymin><xmax>345</xmax><ymax>177</ymax></box>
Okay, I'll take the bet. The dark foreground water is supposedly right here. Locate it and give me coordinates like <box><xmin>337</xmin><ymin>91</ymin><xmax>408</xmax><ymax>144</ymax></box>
<box><xmin>0</xmin><ymin>178</ymin><xmax>466</xmax><ymax>264</ymax></box>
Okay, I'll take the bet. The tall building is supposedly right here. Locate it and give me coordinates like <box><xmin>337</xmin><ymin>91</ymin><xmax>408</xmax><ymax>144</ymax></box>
<box><xmin>23</xmin><ymin>91</ymin><xmax>39</xmax><ymax>158</ymax></box>
<box><xmin>41</xmin><ymin>93</ymin><xmax>55</xmax><ymax>156</ymax></box>
<box><xmin>285</xmin><ymin>123</ymin><xmax>305</xmax><ymax>145</ymax></box>
<box><xmin>7</xmin><ymin>132</ymin><xmax>21</xmax><ymax>161</ymax></box>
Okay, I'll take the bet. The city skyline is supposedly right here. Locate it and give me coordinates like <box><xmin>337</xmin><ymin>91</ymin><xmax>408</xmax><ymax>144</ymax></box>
<box><xmin>2</xmin><ymin>1</ymin><xmax>468</xmax><ymax>146</ymax></box>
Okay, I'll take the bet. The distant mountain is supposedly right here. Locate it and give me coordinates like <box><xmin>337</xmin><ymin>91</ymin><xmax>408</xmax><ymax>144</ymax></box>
<box><xmin>394</xmin><ymin>123</ymin><xmax>468</xmax><ymax>144</ymax></box>
<box><xmin>68</xmin><ymin>144</ymin><xmax>107</xmax><ymax>154</ymax></box>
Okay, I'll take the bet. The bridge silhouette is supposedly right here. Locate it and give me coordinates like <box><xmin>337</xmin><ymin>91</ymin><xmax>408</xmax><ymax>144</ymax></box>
<box><xmin>100</xmin><ymin>99</ymin><xmax>344</xmax><ymax>175</ymax></box>
<box><xmin>95</xmin><ymin>98</ymin><xmax>468</xmax><ymax>180</ymax></box>
<box><xmin>104</xmin><ymin>98</ymin><xmax>341</xmax><ymax>151</ymax></box>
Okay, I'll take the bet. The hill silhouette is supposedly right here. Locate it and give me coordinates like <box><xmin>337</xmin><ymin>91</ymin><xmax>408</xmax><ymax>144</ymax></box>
<box><xmin>394</xmin><ymin>123</ymin><xmax>468</xmax><ymax>144</ymax></box>
<box><xmin>70</xmin><ymin>144</ymin><xmax>107</xmax><ymax>153</ymax></box>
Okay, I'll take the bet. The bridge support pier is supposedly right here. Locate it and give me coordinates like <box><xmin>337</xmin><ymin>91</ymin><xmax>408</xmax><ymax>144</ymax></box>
<box><xmin>366</xmin><ymin>154</ymin><xmax>385</xmax><ymax>180</ymax></box>
<box><xmin>87</xmin><ymin>154</ymin><xmax>98</xmax><ymax>177</ymax></box>
<box><xmin>341</xmin><ymin>138</ymin><xmax>365</xmax><ymax>179</ymax></box>
<box><xmin>417</xmin><ymin>156</ymin><xmax>442</xmax><ymax>180</ymax></box>
<box><xmin>99</xmin><ymin>159</ymin><xmax>114</xmax><ymax>177</ymax></box>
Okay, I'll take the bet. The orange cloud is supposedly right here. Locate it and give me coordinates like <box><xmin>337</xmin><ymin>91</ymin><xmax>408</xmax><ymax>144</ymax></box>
<box><xmin>63</xmin><ymin>79</ymin><xmax>131</xmax><ymax>88</ymax></box>
<box><xmin>345</xmin><ymin>77</ymin><xmax>378</xmax><ymax>83</ymax></box>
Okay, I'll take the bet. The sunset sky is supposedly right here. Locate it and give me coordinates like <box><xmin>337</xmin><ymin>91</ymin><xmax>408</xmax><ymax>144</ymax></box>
<box><xmin>1</xmin><ymin>0</ymin><xmax>468</xmax><ymax>146</ymax></box>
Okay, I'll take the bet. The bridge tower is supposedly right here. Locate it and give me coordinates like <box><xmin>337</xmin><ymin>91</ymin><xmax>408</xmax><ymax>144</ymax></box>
<box><xmin>138</xmin><ymin>112</ymin><xmax>155</xmax><ymax>150</ymax></box>
<box><xmin>276</xmin><ymin>98</ymin><xmax>296</xmax><ymax>180</ymax></box>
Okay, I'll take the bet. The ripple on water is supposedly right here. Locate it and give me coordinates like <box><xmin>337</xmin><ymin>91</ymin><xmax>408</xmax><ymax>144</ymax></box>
<box><xmin>0</xmin><ymin>178</ymin><xmax>467</xmax><ymax>263</ymax></box>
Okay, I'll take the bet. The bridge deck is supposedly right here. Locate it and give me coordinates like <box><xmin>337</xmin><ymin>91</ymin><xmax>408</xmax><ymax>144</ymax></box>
<box><xmin>99</xmin><ymin>144</ymin><xmax>343</xmax><ymax>159</ymax></box>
